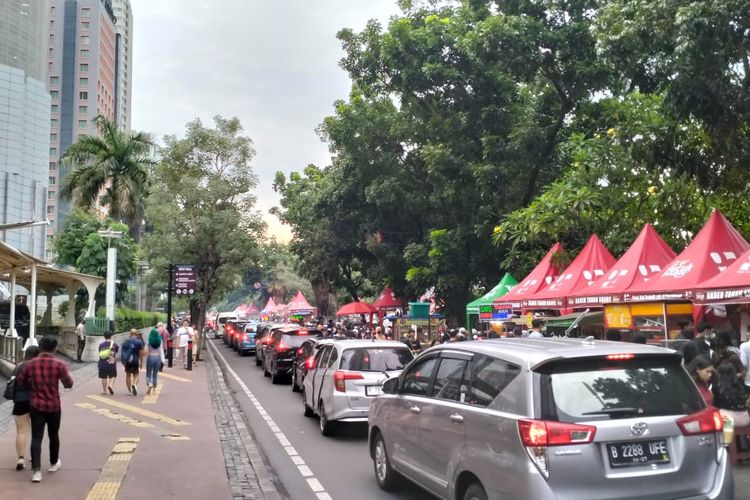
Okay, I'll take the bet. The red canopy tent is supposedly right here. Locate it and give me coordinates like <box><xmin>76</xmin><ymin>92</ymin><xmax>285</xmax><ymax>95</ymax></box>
<box><xmin>569</xmin><ymin>224</ymin><xmax>676</xmax><ymax>307</ymax></box>
<box><xmin>336</xmin><ymin>301</ymin><xmax>377</xmax><ymax>326</ymax></box>
<box><xmin>373</xmin><ymin>286</ymin><xmax>402</xmax><ymax>310</ymax></box>
<box><xmin>260</xmin><ymin>297</ymin><xmax>277</xmax><ymax>316</ymax></box>
<box><xmin>525</xmin><ymin>234</ymin><xmax>616</xmax><ymax>309</ymax></box>
<box><xmin>693</xmin><ymin>248</ymin><xmax>750</xmax><ymax>304</ymax></box>
<box><xmin>624</xmin><ymin>211</ymin><xmax>750</xmax><ymax>302</ymax></box>
<box><xmin>495</xmin><ymin>242</ymin><xmax>565</xmax><ymax>309</ymax></box>
<box><xmin>286</xmin><ymin>291</ymin><xmax>317</xmax><ymax>315</ymax></box>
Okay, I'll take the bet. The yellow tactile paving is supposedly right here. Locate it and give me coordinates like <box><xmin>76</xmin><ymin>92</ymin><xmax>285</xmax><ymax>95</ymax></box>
<box><xmin>140</xmin><ymin>369</ymin><xmax>191</xmax><ymax>382</ymax></box>
<box><xmin>85</xmin><ymin>438</ymin><xmax>139</xmax><ymax>500</ymax></box>
<box><xmin>141</xmin><ymin>382</ymin><xmax>162</xmax><ymax>404</ymax></box>
<box><xmin>86</xmin><ymin>394</ymin><xmax>191</xmax><ymax>426</ymax></box>
<box><xmin>75</xmin><ymin>402</ymin><xmax>191</xmax><ymax>440</ymax></box>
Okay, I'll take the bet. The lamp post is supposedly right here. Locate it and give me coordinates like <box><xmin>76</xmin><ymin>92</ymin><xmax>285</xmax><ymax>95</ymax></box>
<box><xmin>98</xmin><ymin>229</ymin><xmax>122</xmax><ymax>332</ymax></box>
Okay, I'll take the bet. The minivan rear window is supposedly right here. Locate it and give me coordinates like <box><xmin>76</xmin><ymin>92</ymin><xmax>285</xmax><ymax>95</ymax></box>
<box><xmin>536</xmin><ymin>356</ymin><xmax>703</xmax><ymax>422</ymax></box>
<box><xmin>340</xmin><ymin>347</ymin><xmax>414</xmax><ymax>372</ymax></box>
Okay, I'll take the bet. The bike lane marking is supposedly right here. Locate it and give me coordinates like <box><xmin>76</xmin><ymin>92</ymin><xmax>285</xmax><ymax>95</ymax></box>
<box><xmin>86</xmin><ymin>394</ymin><xmax>190</xmax><ymax>426</ymax></box>
<box><xmin>211</xmin><ymin>341</ymin><xmax>332</xmax><ymax>500</ymax></box>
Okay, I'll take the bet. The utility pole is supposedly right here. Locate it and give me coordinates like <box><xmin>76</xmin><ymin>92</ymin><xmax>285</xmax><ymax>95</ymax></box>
<box><xmin>166</xmin><ymin>264</ymin><xmax>174</xmax><ymax>367</ymax></box>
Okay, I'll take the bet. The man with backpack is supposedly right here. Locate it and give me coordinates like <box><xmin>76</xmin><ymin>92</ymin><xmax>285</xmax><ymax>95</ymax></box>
<box><xmin>121</xmin><ymin>329</ymin><xmax>145</xmax><ymax>396</ymax></box>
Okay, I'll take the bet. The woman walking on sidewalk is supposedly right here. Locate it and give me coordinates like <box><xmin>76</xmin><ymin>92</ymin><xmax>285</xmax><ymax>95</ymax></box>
<box><xmin>10</xmin><ymin>346</ymin><xmax>39</xmax><ymax>470</ymax></box>
<box><xmin>145</xmin><ymin>328</ymin><xmax>165</xmax><ymax>395</ymax></box>
<box><xmin>98</xmin><ymin>331</ymin><xmax>118</xmax><ymax>395</ymax></box>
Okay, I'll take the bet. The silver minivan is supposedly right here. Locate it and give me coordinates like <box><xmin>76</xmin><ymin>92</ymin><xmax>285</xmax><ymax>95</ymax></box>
<box><xmin>302</xmin><ymin>339</ymin><xmax>414</xmax><ymax>436</ymax></box>
<box><xmin>368</xmin><ymin>338</ymin><xmax>733</xmax><ymax>500</ymax></box>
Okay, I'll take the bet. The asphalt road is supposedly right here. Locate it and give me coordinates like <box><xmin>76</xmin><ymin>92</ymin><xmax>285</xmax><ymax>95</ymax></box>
<box><xmin>210</xmin><ymin>338</ymin><xmax>436</xmax><ymax>500</ymax></box>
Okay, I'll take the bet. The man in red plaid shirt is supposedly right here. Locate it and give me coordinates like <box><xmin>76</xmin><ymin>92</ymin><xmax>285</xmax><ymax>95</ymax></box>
<box><xmin>16</xmin><ymin>337</ymin><xmax>74</xmax><ymax>483</ymax></box>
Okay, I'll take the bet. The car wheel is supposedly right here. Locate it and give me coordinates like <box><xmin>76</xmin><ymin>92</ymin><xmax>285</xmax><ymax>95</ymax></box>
<box><xmin>270</xmin><ymin>365</ymin><xmax>280</xmax><ymax>384</ymax></box>
<box><xmin>255</xmin><ymin>354</ymin><xmax>262</xmax><ymax>366</ymax></box>
<box><xmin>263</xmin><ymin>360</ymin><xmax>270</xmax><ymax>377</ymax></box>
<box><xmin>291</xmin><ymin>372</ymin><xmax>301</xmax><ymax>392</ymax></box>
<box><xmin>319</xmin><ymin>403</ymin><xmax>336</xmax><ymax>436</ymax></box>
<box><xmin>372</xmin><ymin>432</ymin><xmax>401</xmax><ymax>491</ymax></box>
<box><xmin>302</xmin><ymin>389</ymin><xmax>314</xmax><ymax>417</ymax></box>
<box><xmin>463</xmin><ymin>483</ymin><xmax>488</xmax><ymax>500</ymax></box>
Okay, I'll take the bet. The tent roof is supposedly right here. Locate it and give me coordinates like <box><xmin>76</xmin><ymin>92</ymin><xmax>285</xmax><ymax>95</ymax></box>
<box><xmin>625</xmin><ymin>211</ymin><xmax>749</xmax><ymax>302</ymax></box>
<box><xmin>286</xmin><ymin>291</ymin><xmax>316</xmax><ymax>313</ymax></box>
<box><xmin>336</xmin><ymin>301</ymin><xmax>376</xmax><ymax>316</ymax></box>
<box><xmin>525</xmin><ymin>234</ymin><xmax>616</xmax><ymax>309</ymax></box>
<box><xmin>372</xmin><ymin>286</ymin><xmax>402</xmax><ymax>309</ymax></box>
<box><xmin>570</xmin><ymin>224</ymin><xmax>676</xmax><ymax>307</ymax></box>
<box><xmin>467</xmin><ymin>273</ymin><xmax>518</xmax><ymax>313</ymax></box>
<box><xmin>693</xmin><ymin>247</ymin><xmax>750</xmax><ymax>304</ymax></box>
<box><xmin>260</xmin><ymin>296</ymin><xmax>277</xmax><ymax>314</ymax></box>
<box><xmin>495</xmin><ymin>243</ymin><xmax>565</xmax><ymax>308</ymax></box>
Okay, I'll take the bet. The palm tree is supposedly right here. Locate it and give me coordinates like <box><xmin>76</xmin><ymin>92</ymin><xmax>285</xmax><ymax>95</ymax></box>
<box><xmin>60</xmin><ymin>115</ymin><xmax>154</xmax><ymax>240</ymax></box>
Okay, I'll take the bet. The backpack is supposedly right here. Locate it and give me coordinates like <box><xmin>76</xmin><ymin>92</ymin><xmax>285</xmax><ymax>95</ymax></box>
<box><xmin>120</xmin><ymin>339</ymin><xmax>136</xmax><ymax>364</ymax></box>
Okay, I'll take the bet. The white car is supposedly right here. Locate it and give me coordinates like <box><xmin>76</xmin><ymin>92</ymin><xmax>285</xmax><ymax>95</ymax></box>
<box><xmin>302</xmin><ymin>339</ymin><xmax>414</xmax><ymax>436</ymax></box>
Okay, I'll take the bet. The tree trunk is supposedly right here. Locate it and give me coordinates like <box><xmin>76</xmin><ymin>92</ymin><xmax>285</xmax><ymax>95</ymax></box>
<box><xmin>311</xmin><ymin>277</ymin><xmax>331</xmax><ymax>317</ymax></box>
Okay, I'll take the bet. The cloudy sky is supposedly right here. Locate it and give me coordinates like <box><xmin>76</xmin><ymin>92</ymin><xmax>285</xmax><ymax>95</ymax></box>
<box><xmin>130</xmin><ymin>0</ymin><xmax>402</xmax><ymax>240</ymax></box>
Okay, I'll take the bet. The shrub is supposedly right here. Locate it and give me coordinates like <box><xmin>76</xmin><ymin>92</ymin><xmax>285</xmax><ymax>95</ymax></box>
<box><xmin>92</xmin><ymin>307</ymin><xmax>166</xmax><ymax>334</ymax></box>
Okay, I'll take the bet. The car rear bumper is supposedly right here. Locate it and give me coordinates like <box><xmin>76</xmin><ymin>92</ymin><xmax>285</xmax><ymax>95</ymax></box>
<box><xmin>329</xmin><ymin>394</ymin><xmax>370</xmax><ymax>421</ymax></box>
<box><xmin>238</xmin><ymin>342</ymin><xmax>255</xmax><ymax>351</ymax></box>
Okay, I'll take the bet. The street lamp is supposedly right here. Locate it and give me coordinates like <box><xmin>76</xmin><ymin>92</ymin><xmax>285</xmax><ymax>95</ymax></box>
<box><xmin>98</xmin><ymin>229</ymin><xmax>122</xmax><ymax>331</ymax></box>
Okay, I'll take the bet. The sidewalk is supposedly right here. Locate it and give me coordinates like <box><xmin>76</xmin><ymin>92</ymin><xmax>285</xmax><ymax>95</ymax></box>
<box><xmin>0</xmin><ymin>354</ymin><xmax>243</xmax><ymax>499</ymax></box>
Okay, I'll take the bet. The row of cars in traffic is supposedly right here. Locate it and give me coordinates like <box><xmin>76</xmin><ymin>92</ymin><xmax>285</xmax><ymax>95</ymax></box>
<box><xmin>214</xmin><ymin>316</ymin><xmax>734</xmax><ymax>500</ymax></box>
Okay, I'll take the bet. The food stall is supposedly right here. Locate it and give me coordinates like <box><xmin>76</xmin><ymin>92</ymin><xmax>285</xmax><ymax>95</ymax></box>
<box><xmin>465</xmin><ymin>272</ymin><xmax>517</xmax><ymax>331</ymax></box>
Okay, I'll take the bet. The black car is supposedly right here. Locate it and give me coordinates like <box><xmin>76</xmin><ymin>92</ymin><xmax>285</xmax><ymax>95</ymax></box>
<box><xmin>262</xmin><ymin>327</ymin><xmax>323</xmax><ymax>384</ymax></box>
<box><xmin>255</xmin><ymin>324</ymin><xmax>276</xmax><ymax>366</ymax></box>
<box><xmin>229</xmin><ymin>321</ymin><xmax>249</xmax><ymax>351</ymax></box>
<box><xmin>291</xmin><ymin>337</ymin><xmax>331</xmax><ymax>392</ymax></box>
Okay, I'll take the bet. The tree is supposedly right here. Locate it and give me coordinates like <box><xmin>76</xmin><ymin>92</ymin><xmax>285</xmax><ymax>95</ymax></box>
<box><xmin>53</xmin><ymin>209</ymin><xmax>137</xmax><ymax>308</ymax></box>
<box><xmin>59</xmin><ymin>115</ymin><xmax>155</xmax><ymax>240</ymax></box>
<box><xmin>143</xmin><ymin>116</ymin><xmax>265</xmax><ymax>355</ymax></box>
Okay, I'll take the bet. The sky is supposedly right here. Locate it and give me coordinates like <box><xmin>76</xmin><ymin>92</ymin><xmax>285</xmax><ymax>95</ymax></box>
<box><xmin>130</xmin><ymin>0</ymin><xmax>402</xmax><ymax>241</ymax></box>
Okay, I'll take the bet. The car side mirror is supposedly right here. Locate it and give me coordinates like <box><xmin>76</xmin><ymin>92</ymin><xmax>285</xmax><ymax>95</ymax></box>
<box><xmin>382</xmin><ymin>377</ymin><xmax>400</xmax><ymax>395</ymax></box>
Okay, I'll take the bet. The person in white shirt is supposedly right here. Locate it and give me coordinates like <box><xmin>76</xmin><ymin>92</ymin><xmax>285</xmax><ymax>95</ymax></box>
<box><xmin>176</xmin><ymin>321</ymin><xmax>192</xmax><ymax>368</ymax></box>
<box><xmin>739</xmin><ymin>326</ymin><xmax>750</xmax><ymax>388</ymax></box>
<box><xmin>528</xmin><ymin>319</ymin><xmax>545</xmax><ymax>338</ymax></box>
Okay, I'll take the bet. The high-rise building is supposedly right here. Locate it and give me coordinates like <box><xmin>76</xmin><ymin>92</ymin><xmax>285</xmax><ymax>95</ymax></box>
<box><xmin>0</xmin><ymin>0</ymin><xmax>51</xmax><ymax>258</ymax></box>
<box><xmin>112</xmin><ymin>0</ymin><xmax>132</xmax><ymax>132</ymax></box>
<box><xmin>47</xmin><ymin>0</ymin><xmax>117</xmax><ymax>237</ymax></box>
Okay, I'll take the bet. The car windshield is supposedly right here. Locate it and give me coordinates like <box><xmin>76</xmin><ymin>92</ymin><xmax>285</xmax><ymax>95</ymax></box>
<box><xmin>340</xmin><ymin>347</ymin><xmax>414</xmax><ymax>372</ymax></box>
<box><xmin>281</xmin><ymin>331</ymin><xmax>322</xmax><ymax>347</ymax></box>
<box><xmin>536</xmin><ymin>355</ymin><xmax>704</xmax><ymax>422</ymax></box>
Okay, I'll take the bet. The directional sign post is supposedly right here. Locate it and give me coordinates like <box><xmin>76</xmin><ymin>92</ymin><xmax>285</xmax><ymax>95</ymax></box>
<box><xmin>173</xmin><ymin>265</ymin><xmax>196</xmax><ymax>296</ymax></box>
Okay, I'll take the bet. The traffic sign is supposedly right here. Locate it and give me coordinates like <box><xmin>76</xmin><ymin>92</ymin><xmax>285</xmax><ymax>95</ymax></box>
<box><xmin>173</xmin><ymin>265</ymin><xmax>196</xmax><ymax>296</ymax></box>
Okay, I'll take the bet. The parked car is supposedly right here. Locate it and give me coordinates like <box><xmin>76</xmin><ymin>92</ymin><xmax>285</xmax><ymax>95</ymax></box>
<box><xmin>303</xmin><ymin>340</ymin><xmax>414</xmax><ymax>436</ymax></box>
<box><xmin>229</xmin><ymin>320</ymin><xmax>250</xmax><ymax>350</ymax></box>
<box><xmin>217</xmin><ymin>312</ymin><xmax>239</xmax><ymax>341</ymax></box>
<box><xmin>291</xmin><ymin>337</ymin><xmax>332</xmax><ymax>393</ymax></box>
<box><xmin>236</xmin><ymin>322</ymin><xmax>259</xmax><ymax>356</ymax></box>
<box><xmin>262</xmin><ymin>327</ymin><xmax>323</xmax><ymax>384</ymax></box>
<box><xmin>368</xmin><ymin>338</ymin><xmax>732</xmax><ymax>500</ymax></box>
<box><xmin>255</xmin><ymin>324</ymin><xmax>284</xmax><ymax>367</ymax></box>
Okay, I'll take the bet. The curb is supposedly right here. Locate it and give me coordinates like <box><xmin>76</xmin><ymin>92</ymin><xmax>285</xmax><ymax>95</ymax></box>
<box><xmin>207</xmin><ymin>341</ymin><xmax>284</xmax><ymax>500</ymax></box>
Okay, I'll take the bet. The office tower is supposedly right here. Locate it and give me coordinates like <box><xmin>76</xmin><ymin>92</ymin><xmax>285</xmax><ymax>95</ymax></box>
<box><xmin>112</xmin><ymin>0</ymin><xmax>132</xmax><ymax>132</ymax></box>
<box><xmin>47</xmin><ymin>0</ymin><xmax>117</xmax><ymax>237</ymax></box>
<box><xmin>0</xmin><ymin>0</ymin><xmax>51</xmax><ymax>258</ymax></box>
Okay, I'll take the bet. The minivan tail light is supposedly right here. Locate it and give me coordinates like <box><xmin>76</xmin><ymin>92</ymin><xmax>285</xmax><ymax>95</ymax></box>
<box><xmin>518</xmin><ymin>419</ymin><xmax>596</xmax><ymax>480</ymax></box>
<box><xmin>334</xmin><ymin>370</ymin><xmax>364</xmax><ymax>392</ymax></box>
<box><xmin>677</xmin><ymin>406</ymin><xmax>723</xmax><ymax>436</ymax></box>
<box><xmin>518</xmin><ymin>419</ymin><xmax>596</xmax><ymax>446</ymax></box>
<box><xmin>606</xmin><ymin>353</ymin><xmax>635</xmax><ymax>361</ymax></box>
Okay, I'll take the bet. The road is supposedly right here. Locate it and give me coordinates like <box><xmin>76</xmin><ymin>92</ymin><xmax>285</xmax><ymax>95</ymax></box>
<box><xmin>210</xmin><ymin>338</ymin><xmax>436</xmax><ymax>500</ymax></box>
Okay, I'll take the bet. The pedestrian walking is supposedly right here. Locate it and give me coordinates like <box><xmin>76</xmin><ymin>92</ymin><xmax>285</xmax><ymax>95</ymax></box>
<box><xmin>98</xmin><ymin>331</ymin><xmax>118</xmax><ymax>395</ymax></box>
<box><xmin>157</xmin><ymin>322</ymin><xmax>168</xmax><ymax>371</ymax></box>
<box><xmin>145</xmin><ymin>328</ymin><xmax>165</xmax><ymax>395</ymax></box>
<box><xmin>120</xmin><ymin>329</ymin><xmax>145</xmax><ymax>396</ymax></box>
<box><xmin>9</xmin><ymin>346</ymin><xmax>40</xmax><ymax>471</ymax></box>
<box><xmin>75</xmin><ymin>318</ymin><xmax>86</xmax><ymax>362</ymax></box>
<box><xmin>16</xmin><ymin>337</ymin><xmax>74</xmax><ymax>483</ymax></box>
<box><xmin>176</xmin><ymin>321</ymin><xmax>191</xmax><ymax>368</ymax></box>
<box><xmin>192</xmin><ymin>324</ymin><xmax>201</xmax><ymax>365</ymax></box>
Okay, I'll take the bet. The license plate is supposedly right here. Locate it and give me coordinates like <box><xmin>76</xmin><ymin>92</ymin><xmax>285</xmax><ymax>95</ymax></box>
<box><xmin>607</xmin><ymin>439</ymin><xmax>670</xmax><ymax>468</ymax></box>
<box><xmin>365</xmin><ymin>385</ymin><xmax>382</xmax><ymax>396</ymax></box>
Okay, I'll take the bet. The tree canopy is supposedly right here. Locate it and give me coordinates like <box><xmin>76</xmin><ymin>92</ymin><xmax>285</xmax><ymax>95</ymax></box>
<box><xmin>275</xmin><ymin>0</ymin><xmax>750</xmax><ymax>323</ymax></box>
